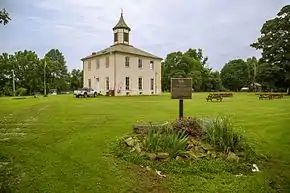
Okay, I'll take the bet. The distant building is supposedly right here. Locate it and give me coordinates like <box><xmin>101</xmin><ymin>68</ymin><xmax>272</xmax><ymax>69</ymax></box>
<box><xmin>251</xmin><ymin>82</ymin><xmax>262</xmax><ymax>92</ymax></box>
<box><xmin>81</xmin><ymin>12</ymin><xmax>162</xmax><ymax>96</ymax></box>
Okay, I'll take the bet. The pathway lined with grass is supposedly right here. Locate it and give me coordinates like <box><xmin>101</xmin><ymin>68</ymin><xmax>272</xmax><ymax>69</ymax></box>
<box><xmin>0</xmin><ymin>93</ymin><xmax>290</xmax><ymax>192</ymax></box>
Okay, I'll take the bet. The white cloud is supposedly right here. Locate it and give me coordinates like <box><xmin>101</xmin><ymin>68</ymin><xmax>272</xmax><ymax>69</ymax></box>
<box><xmin>1</xmin><ymin>0</ymin><xmax>289</xmax><ymax>70</ymax></box>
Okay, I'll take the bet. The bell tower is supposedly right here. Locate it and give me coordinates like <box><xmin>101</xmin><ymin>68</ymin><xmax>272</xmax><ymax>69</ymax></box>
<box><xmin>113</xmin><ymin>10</ymin><xmax>131</xmax><ymax>45</ymax></box>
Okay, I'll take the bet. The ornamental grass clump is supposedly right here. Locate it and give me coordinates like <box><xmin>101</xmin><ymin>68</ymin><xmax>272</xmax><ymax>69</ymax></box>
<box><xmin>203</xmin><ymin>116</ymin><xmax>244</xmax><ymax>152</ymax></box>
<box><xmin>144</xmin><ymin>125</ymin><xmax>188</xmax><ymax>158</ymax></box>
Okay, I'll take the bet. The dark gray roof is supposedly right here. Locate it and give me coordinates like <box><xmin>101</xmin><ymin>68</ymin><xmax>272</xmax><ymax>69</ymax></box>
<box><xmin>81</xmin><ymin>44</ymin><xmax>162</xmax><ymax>61</ymax></box>
<box><xmin>113</xmin><ymin>13</ymin><xmax>131</xmax><ymax>31</ymax></box>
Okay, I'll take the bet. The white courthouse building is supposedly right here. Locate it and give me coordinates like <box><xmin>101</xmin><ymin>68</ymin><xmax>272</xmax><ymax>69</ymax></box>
<box><xmin>81</xmin><ymin>13</ymin><xmax>163</xmax><ymax>96</ymax></box>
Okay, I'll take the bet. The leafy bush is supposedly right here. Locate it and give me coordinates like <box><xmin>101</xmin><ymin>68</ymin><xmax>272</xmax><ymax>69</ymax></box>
<box><xmin>15</xmin><ymin>87</ymin><xmax>27</xmax><ymax>96</ymax></box>
<box><xmin>171</xmin><ymin>117</ymin><xmax>204</xmax><ymax>137</ymax></box>
<box><xmin>3</xmin><ymin>87</ymin><xmax>13</xmax><ymax>96</ymax></box>
<box><xmin>144</xmin><ymin>126</ymin><xmax>188</xmax><ymax>158</ymax></box>
<box><xmin>203</xmin><ymin>116</ymin><xmax>243</xmax><ymax>152</ymax></box>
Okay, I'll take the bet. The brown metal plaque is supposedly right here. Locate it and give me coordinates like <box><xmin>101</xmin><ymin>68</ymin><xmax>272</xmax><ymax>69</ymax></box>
<box><xmin>171</xmin><ymin>78</ymin><xmax>192</xmax><ymax>99</ymax></box>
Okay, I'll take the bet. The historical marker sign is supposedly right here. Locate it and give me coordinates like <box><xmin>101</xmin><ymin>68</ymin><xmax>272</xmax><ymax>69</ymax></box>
<box><xmin>171</xmin><ymin>78</ymin><xmax>192</xmax><ymax>99</ymax></box>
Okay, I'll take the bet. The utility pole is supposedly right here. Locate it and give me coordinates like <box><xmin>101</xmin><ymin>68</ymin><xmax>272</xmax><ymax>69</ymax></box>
<box><xmin>12</xmin><ymin>69</ymin><xmax>15</xmax><ymax>96</ymax></box>
<box><xmin>44</xmin><ymin>60</ymin><xmax>47</xmax><ymax>96</ymax></box>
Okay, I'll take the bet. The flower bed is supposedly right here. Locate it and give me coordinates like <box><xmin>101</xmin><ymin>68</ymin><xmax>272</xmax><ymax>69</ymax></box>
<box><xmin>116</xmin><ymin>116</ymin><xmax>256</xmax><ymax>164</ymax></box>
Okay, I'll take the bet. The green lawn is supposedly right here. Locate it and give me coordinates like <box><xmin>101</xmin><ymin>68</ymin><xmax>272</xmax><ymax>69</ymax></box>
<box><xmin>0</xmin><ymin>93</ymin><xmax>290</xmax><ymax>192</ymax></box>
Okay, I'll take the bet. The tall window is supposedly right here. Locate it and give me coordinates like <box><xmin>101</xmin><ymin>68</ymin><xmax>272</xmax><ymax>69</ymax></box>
<box><xmin>150</xmin><ymin>78</ymin><xmax>154</xmax><ymax>90</ymax></box>
<box><xmin>138</xmin><ymin>77</ymin><xmax>143</xmax><ymax>90</ymax></box>
<box><xmin>124</xmin><ymin>32</ymin><xmax>129</xmax><ymax>42</ymax></box>
<box><xmin>125</xmin><ymin>56</ymin><xmax>130</xmax><ymax>67</ymax></box>
<box><xmin>96</xmin><ymin>59</ymin><xmax>100</xmax><ymax>69</ymax></box>
<box><xmin>150</xmin><ymin>61</ymin><xmax>154</xmax><ymax>70</ymax></box>
<box><xmin>106</xmin><ymin>56</ymin><xmax>109</xmax><ymax>68</ymax></box>
<box><xmin>88</xmin><ymin>79</ymin><xmax>91</xmax><ymax>88</ymax></box>
<box><xmin>125</xmin><ymin>76</ymin><xmax>130</xmax><ymax>90</ymax></box>
<box><xmin>106</xmin><ymin>77</ymin><xmax>109</xmax><ymax>90</ymax></box>
<box><xmin>88</xmin><ymin>60</ymin><xmax>91</xmax><ymax>71</ymax></box>
<box><xmin>114</xmin><ymin>33</ymin><xmax>118</xmax><ymax>42</ymax></box>
<box><xmin>138</xmin><ymin>59</ymin><xmax>143</xmax><ymax>68</ymax></box>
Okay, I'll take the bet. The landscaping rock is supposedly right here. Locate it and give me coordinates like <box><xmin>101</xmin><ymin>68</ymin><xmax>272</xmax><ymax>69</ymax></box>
<box><xmin>197</xmin><ymin>153</ymin><xmax>207</xmax><ymax>158</ymax></box>
<box><xmin>157</xmin><ymin>152</ymin><xmax>169</xmax><ymax>159</ymax></box>
<box><xmin>188</xmin><ymin>138</ymin><xmax>201</xmax><ymax>146</ymax></box>
<box><xmin>188</xmin><ymin>152</ymin><xmax>198</xmax><ymax>159</ymax></box>
<box><xmin>124</xmin><ymin>137</ymin><xmax>135</xmax><ymax>147</ymax></box>
<box><xmin>147</xmin><ymin>153</ymin><xmax>157</xmax><ymax>161</ymax></box>
<box><xmin>139</xmin><ymin>151</ymin><xmax>146</xmax><ymax>156</ymax></box>
<box><xmin>211</xmin><ymin>152</ymin><xmax>217</xmax><ymax>159</ymax></box>
<box><xmin>134</xmin><ymin>143</ymin><xmax>142</xmax><ymax>154</ymax></box>
<box><xmin>201</xmin><ymin>144</ymin><xmax>214</xmax><ymax>152</ymax></box>
<box><xmin>161</xmin><ymin>158</ymin><xmax>170</xmax><ymax>162</ymax></box>
<box><xmin>227</xmin><ymin>152</ymin><xmax>239</xmax><ymax>162</ymax></box>
<box><xmin>146</xmin><ymin>166</ymin><xmax>151</xmax><ymax>171</ymax></box>
<box><xmin>195</xmin><ymin>146</ymin><xmax>206</xmax><ymax>153</ymax></box>
<box><xmin>175</xmin><ymin>156</ymin><xmax>185</xmax><ymax>161</ymax></box>
<box><xmin>236</xmin><ymin>152</ymin><xmax>246</xmax><ymax>157</ymax></box>
<box><xmin>188</xmin><ymin>151</ymin><xmax>206</xmax><ymax>159</ymax></box>
<box><xmin>132</xmin><ymin>124</ymin><xmax>150</xmax><ymax>134</ymax></box>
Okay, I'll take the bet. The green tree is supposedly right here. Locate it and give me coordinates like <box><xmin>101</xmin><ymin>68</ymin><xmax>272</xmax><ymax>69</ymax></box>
<box><xmin>161</xmin><ymin>48</ymin><xmax>220</xmax><ymax>92</ymax></box>
<box><xmin>220</xmin><ymin>59</ymin><xmax>249</xmax><ymax>91</ymax></box>
<box><xmin>0</xmin><ymin>49</ymin><xmax>77</xmax><ymax>96</ymax></box>
<box><xmin>70</xmin><ymin>69</ymin><xmax>83</xmax><ymax>90</ymax></box>
<box><xmin>44</xmin><ymin>49</ymin><xmax>69</xmax><ymax>93</ymax></box>
<box><xmin>12</xmin><ymin>50</ymin><xmax>41</xmax><ymax>94</ymax></box>
<box><xmin>0</xmin><ymin>53</ymin><xmax>13</xmax><ymax>95</ymax></box>
<box><xmin>0</xmin><ymin>51</ymin><xmax>42</xmax><ymax>95</ymax></box>
<box><xmin>251</xmin><ymin>5</ymin><xmax>290</xmax><ymax>93</ymax></box>
<box><xmin>245</xmin><ymin>56</ymin><xmax>259</xmax><ymax>90</ymax></box>
<box><xmin>0</xmin><ymin>8</ymin><xmax>11</xmax><ymax>25</ymax></box>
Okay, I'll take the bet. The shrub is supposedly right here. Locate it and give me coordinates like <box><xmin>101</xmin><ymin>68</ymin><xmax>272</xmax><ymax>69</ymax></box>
<box><xmin>144</xmin><ymin>126</ymin><xmax>188</xmax><ymax>158</ymax></box>
<box><xmin>3</xmin><ymin>87</ymin><xmax>13</xmax><ymax>96</ymax></box>
<box><xmin>15</xmin><ymin>87</ymin><xmax>27</xmax><ymax>96</ymax></box>
<box><xmin>203</xmin><ymin>116</ymin><xmax>243</xmax><ymax>152</ymax></box>
<box><xmin>171</xmin><ymin>117</ymin><xmax>204</xmax><ymax>137</ymax></box>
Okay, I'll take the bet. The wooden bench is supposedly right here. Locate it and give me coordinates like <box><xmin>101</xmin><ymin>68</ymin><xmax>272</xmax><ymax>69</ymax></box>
<box><xmin>259</xmin><ymin>94</ymin><xmax>272</xmax><ymax>100</ymax></box>
<box><xmin>272</xmin><ymin>94</ymin><xmax>283</xmax><ymax>99</ymax></box>
<box><xmin>220</xmin><ymin>93</ymin><xmax>233</xmax><ymax>97</ymax></box>
<box><xmin>206</xmin><ymin>94</ymin><xmax>223</xmax><ymax>102</ymax></box>
<box><xmin>258</xmin><ymin>93</ymin><xmax>283</xmax><ymax>100</ymax></box>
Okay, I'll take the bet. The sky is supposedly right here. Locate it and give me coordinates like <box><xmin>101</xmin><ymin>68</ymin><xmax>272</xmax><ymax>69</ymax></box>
<box><xmin>0</xmin><ymin>0</ymin><xmax>288</xmax><ymax>71</ymax></box>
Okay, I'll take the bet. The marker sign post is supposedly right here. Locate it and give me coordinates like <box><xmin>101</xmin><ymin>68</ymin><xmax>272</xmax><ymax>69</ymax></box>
<box><xmin>171</xmin><ymin>78</ymin><xmax>192</xmax><ymax>119</ymax></box>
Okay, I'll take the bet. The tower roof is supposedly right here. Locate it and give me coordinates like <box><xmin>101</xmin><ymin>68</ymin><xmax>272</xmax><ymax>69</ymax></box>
<box><xmin>113</xmin><ymin>13</ymin><xmax>131</xmax><ymax>31</ymax></box>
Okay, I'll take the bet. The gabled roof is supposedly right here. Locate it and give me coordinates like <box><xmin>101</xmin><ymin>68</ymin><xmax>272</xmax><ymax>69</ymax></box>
<box><xmin>113</xmin><ymin>13</ymin><xmax>131</xmax><ymax>31</ymax></box>
<box><xmin>251</xmin><ymin>82</ymin><xmax>262</xmax><ymax>87</ymax></box>
<box><xmin>81</xmin><ymin>44</ymin><xmax>163</xmax><ymax>61</ymax></box>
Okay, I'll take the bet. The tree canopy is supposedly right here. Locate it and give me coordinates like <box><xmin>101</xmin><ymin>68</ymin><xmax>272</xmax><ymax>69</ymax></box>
<box><xmin>161</xmin><ymin>48</ymin><xmax>223</xmax><ymax>92</ymax></box>
<box><xmin>0</xmin><ymin>49</ymin><xmax>82</xmax><ymax>96</ymax></box>
<box><xmin>220</xmin><ymin>58</ymin><xmax>257</xmax><ymax>91</ymax></box>
<box><xmin>251</xmin><ymin>5</ymin><xmax>290</xmax><ymax>92</ymax></box>
<box><xmin>0</xmin><ymin>8</ymin><xmax>11</xmax><ymax>25</ymax></box>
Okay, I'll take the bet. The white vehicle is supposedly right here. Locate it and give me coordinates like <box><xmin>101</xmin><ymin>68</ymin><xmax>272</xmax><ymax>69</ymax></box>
<box><xmin>73</xmin><ymin>88</ymin><xmax>99</xmax><ymax>98</ymax></box>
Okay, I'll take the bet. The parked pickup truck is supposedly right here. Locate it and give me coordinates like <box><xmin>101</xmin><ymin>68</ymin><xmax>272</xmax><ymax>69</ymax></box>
<box><xmin>73</xmin><ymin>88</ymin><xmax>99</xmax><ymax>98</ymax></box>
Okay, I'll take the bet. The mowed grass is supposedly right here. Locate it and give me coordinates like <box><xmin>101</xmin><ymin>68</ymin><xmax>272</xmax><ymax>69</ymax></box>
<box><xmin>0</xmin><ymin>93</ymin><xmax>290</xmax><ymax>192</ymax></box>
